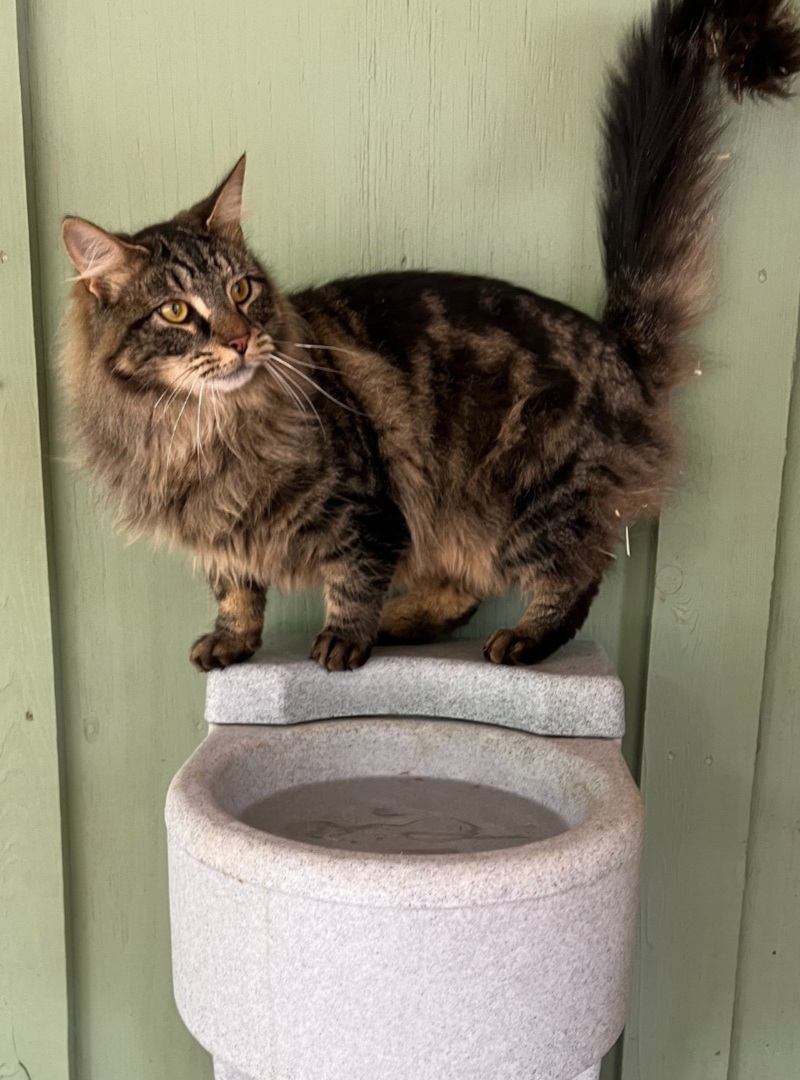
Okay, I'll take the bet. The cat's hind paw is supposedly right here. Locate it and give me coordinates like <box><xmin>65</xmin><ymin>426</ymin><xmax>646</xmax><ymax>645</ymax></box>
<box><xmin>483</xmin><ymin>628</ymin><xmax>553</xmax><ymax>666</ymax></box>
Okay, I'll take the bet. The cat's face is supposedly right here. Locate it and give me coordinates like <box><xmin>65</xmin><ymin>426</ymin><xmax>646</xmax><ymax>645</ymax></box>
<box><xmin>61</xmin><ymin>156</ymin><xmax>280</xmax><ymax>397</ymax></box>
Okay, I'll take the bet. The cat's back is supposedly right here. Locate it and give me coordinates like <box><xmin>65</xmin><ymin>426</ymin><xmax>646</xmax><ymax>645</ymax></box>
<box><xmin>289</xmin><ymin>270</ymin><xmax>655</xmax><ymax>513</ymax></box>
<box><xmin>290</xmin><ymin>270</ymin><xmax>641</xmax><ymax>478</ymax></box>
<box><xmin>291</xmin><ymin>270</ymin><xmax>608</xmax><ymax>380</ymax></box>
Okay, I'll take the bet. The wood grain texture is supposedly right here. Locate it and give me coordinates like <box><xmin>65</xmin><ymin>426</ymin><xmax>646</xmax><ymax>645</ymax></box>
<box><xmin>0</xmin><ymin>1</ymin><xmax>70</xmax><ymax>1076</ymax></box>
<box><xmin>727</xmin><ymin>323</ymin><xmax>800</xmax><ymax>1079</ymax></box>
<box><xmin>622</xmin><ymin>97</ymin><xmax>800</xmax><ymax>1080</ymax></box>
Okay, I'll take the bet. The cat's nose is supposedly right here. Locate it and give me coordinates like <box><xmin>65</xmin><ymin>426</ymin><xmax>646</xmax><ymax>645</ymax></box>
<box><xmin>229</xmin><ymin>335</ymin><xmax>249</xmax><ymax>355</ymax></box>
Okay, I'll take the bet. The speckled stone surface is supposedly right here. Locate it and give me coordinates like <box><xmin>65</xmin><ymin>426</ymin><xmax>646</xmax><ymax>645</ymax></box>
<box><xmin>205</xmin><ymin>637</ymin><xmax>625</xmax><ymax>738</ymax></box>
<box><xmin>167</xmin><ymin>706</ymin><xmax>642</xmax><ymax>1079</ymax></box>
<box><xmin>213</xmin><ymin>1062</ymin><xmax>603</xmax><ymax>1080</ymax></box>
<box><xmin>215</xmin><ymin>1063</ymin><xmax>602</xmax><ymax>1080</ymax></box>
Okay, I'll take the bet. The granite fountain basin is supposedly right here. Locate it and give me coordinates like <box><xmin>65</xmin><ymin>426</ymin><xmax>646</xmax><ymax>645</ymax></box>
<box><xmin>166</xmin><ymin>640</ymin><xmax>643</xmax><ymax>1080</ymax></box>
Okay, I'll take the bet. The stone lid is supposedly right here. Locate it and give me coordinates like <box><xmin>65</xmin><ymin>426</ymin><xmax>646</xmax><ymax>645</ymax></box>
<box><xmin>205</xmin><ymin>637</ymin><xmax>625</xmax><ymax>738</ymax></box>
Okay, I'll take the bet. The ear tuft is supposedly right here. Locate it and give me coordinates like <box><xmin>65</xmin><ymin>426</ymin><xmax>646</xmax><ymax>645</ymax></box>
<box><xmin>61</xmin><ymin>217</ymin><xmax>146</xmax><ymax>301</ymax></box>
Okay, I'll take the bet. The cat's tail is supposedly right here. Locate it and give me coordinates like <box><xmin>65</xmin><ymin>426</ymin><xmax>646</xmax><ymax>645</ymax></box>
<box><xmin>600</xmin><ymin>0</ymin><xmax>800</xmax><ymax>390</ymax></box>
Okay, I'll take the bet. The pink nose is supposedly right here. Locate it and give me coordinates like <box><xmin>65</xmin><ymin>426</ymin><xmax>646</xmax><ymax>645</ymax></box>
<box><xmin>229</xmin><ymin>335</ymin><xmax>249</xmax><ymax>355</ymax></box>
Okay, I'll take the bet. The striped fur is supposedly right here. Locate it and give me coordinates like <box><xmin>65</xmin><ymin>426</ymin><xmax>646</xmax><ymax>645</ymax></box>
<box><xmin>60</xmin><ymin>1</ymin><xmax>800</xmax><ymax>671</ymax></box>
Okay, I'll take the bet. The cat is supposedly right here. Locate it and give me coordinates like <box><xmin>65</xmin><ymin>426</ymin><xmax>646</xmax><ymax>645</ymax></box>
<box><xmin>61</xmin><ymin>0</ymin><xmax>800</xmax><ymax>672</ymax></box>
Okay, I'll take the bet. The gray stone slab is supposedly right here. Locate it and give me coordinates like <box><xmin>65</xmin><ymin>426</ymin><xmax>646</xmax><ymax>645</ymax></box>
<box><xmin>205</xmin><ymin>637</ymin><xmax>625</xmax><ymax>738</ymax></box>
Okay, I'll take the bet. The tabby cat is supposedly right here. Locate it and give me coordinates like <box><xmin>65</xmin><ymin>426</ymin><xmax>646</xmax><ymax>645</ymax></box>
<box><xmin>61</xmin><ymin>0</ymin><xmax>800</xmax><ymax>671</ymax></box>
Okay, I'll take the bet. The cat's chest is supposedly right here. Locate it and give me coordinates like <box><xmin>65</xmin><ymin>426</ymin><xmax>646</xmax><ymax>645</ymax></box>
<box><xmin>177</xmin><ymin>480</ymin><xmax>330</xmax><ymax>588</ymax></box>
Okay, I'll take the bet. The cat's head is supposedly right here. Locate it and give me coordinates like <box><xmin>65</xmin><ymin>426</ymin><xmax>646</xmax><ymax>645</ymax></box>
<box><xmin>61</xmin><ymin>156</ymin><xmax>285</xmax><ymax>400</ymax></box>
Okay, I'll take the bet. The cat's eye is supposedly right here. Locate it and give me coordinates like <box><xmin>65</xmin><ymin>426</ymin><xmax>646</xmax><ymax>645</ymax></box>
<box><xmin>230</xmin><ymin>278</ymin><xmax>251</xmax><ymax>304</ymax></box>
<box><xmin>160</xmin><ymin>300</ymin><xmax>190</xmax><ymax>324</ymax></box>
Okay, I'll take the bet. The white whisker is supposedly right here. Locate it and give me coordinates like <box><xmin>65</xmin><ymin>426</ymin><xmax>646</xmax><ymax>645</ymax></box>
<box><xmin>596</xmin><ymin>548</ymin><xmax>618</xmax><ymax>560</ymax></box>
<box><xmin>271</xmin><ymin>352</ymin><xmax>363</xmax><ymax>414</ymax></box>
<box><xmin>255</xmin><ymin>334</ymin><xmax>341</xmax><ymax>373</ymax></box>
<box><xmin>274</xmin><ymin>352</ymin><xmax>337</xmax><ymax>373</ymax></box>
<box><xmin>153</xmin><ymin>368</ymin><xmax>193</xmax><ymax>419</ymax></box>
<box><xmin>270</xmin><ymin>362</ymin><xmax>326</xmax><ymax>439</ymax></box>
<box><xmin>270</xmin><ymin>366</ymin><xmax>306</xmax><ymax>416</ymax></box>
<box><xmin>209</xmin><ymin>385</ymin><xmax>238</xmax><ymax>459</ymax></box>
<box><xmin>208</xmin><ymin>384</ymin><xmax>220</xmax><ymax>450</ymax></box>
<box><xmin>165</xmin><ymin>368</ymin><xmax>203</xmax><ymax>411</ymax></box>
<box><xmin>276</xmin><ymin>339</ymin><xmax>357</xmax><ymax>357</ymax></box>
<box><xmin>213</xmin><ymin>387</ymin><xmax>238</xmax><ymax>455</ymax></box>
<box><xmin>267</xmin><ymin>363</ymin><xmax>316</xmax><ymax>427</ymax></box>
<box><xmin>196</xmin><ymin>381</ymin><xmax>209</xmax><ymax>478</ymax></box>
<box><xmin>153</xmin><ymin>381</ymin><xmax>178</xmax><ymax>413</ymax></box>
<box><xmin>167</xmin><ymin>378</ymin><xmax>199</xmax><ymax>466</ymax></box>
<box><xmin>271</xmin><ymin>366</ymin><xmax>303</xmax><ymax>407</ymax></box>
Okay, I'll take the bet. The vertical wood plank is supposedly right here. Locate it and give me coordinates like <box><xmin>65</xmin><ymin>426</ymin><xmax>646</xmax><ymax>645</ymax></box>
<box><xmin>727</xmin><ymin>321</ymin><xmax>800</xmax><ymax>1080</ymax></box>
<box><xmin>621</xmin><ymin>97</ymin><xmax>800</xmax><ymax>1080</ymax></box>
<box><xmin>0</xmin><ymin>1</ymin><xmax>70</xmax><ymax>1076</ymax></box>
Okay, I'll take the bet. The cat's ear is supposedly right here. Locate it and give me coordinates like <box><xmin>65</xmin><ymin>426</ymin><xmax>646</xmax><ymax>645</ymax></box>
<box><xmin>61</xmin><ymin>217</ymin><xmax>147</xmax><ymax>302</ymax></box>
<box><xmin>185</xmin><ymin>155</ymin><xmax>246</xmax><ymax>239</ymax></box>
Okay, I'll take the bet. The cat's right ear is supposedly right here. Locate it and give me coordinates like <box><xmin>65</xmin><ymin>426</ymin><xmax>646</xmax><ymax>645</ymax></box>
<box><xmin>61</xmin><ymin>217</ymin><xmax>147</xmax><ymax>302</ymax></box>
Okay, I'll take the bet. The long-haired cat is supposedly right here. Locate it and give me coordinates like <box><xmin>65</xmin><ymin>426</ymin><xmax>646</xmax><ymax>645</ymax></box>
<box><xmin>61</xmin><ymin>0</ymin><xmax>800</xmax><ymax>671</ymax></box>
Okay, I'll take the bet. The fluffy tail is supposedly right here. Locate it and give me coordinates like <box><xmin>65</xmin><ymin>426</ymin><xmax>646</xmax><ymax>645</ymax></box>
<box><xmin>601</xmin><ymin>0</ymin><xmax>800</xmax><ymax>389</ymax></box>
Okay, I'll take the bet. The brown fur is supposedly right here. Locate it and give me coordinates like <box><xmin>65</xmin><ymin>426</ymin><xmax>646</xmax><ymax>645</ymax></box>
<box><xmin>59</xmin><ymin>1</ymin><xmax>800</xmax><ymax>672</ymax></box>
<box><xmin>379</xmin><ymin>583</ymin><xmax>480</xmax><ymax>645</ymax></box>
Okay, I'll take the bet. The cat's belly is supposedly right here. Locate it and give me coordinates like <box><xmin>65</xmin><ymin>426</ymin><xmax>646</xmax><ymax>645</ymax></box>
<box><xmin>393</xmin><ymin>512</ymin><xmax>506</xmax><ymax>598</ymax></box>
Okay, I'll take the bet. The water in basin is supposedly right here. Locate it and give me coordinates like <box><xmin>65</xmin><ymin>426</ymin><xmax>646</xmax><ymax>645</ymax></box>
<box><xmin>241</xmin><ymin>774</ymin><xmax>568</xmax><ymax>854</ymax></box>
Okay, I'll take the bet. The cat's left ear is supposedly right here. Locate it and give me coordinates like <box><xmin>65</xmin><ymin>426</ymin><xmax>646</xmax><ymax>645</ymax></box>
<box><xmin>185</xmin><ymin>155</ymin><xmax>246</xmax><ymax>240</ymax></box>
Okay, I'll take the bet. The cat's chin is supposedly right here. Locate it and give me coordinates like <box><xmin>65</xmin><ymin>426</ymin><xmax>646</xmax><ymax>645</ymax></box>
<box><xmin>204</xmin><ymin>365</ymin><xmax>257</xmax><ymax>393</ymax></box>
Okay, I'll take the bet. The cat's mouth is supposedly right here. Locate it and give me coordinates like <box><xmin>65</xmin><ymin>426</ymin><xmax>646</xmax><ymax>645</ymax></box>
<box><xmin>204</xmin><ymin>363</ymin><xmax>256</xmax><ymax>393</ymax></box>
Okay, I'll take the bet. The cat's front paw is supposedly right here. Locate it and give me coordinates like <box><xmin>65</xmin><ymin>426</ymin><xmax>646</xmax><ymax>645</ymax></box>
<box><xmin>190</xmin><ymin>630</ymin><xmax>261</xmax><ymax>671</ymax></box>
<box><xmin>483</xmin><ymin>628</ymin><xmax>553</xmax><ymax>666</ymax></box>
<box><xmin>310</xmin><ymin>630</ymin><xmax>373</xmax><ymax>672</ymax></box>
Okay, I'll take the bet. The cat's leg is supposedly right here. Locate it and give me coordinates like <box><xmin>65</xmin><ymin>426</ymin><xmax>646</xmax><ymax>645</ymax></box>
<box><xmin>190</xmin><ymin>576</ymin><xmax>267</xmax><ymax>671</ymax></box>
<box><xmin>310</xmin><ymin>493</ymin><xmax>408</xmax><ymax>672</ymax></box>
<box><xmin>310</xmin><ymin>555</ymin><xmax>397</xmax><ymax>672</ymax></box>
<box><xmin>378</xmin><ymin>581</ymin><xmax>479</xmax><ymax>644</ymax></box>
<box><xmin>483</xmin><ymin>573</ymin><xmax>601</xmax><ymax>666</ymax></box>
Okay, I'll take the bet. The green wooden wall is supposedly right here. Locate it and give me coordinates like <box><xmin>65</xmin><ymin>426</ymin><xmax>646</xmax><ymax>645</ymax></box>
<box><xmin>2</xmin><ymin>1</ymin><xmax>799</xmax><ymax>1078</ymax></box>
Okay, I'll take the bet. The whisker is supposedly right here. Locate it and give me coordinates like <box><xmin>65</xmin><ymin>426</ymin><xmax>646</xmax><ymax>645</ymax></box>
<box><xmin>270</xmin><ymin>362</ymin><xmax>326</xmax><ymax>440</ymax></box>
<box><xmin>254</xmin><ymin>333</ymin><xmax>341</xmax><ymax>373</ymax></box>
<box><xmin>153</xmin><ymin>380</ymin><xmax>180</xmax><ymax>414</ymax></box>
<box><xmin>268</xmin><ymin>361</ymin><xmax>302</xmax><ymax>403</ymax></box>
<box><xmin>273</xmin><ymin>353</ymin><xmax>333</xmax><ymax>372</ymax></box>
<box><xmin>157</xmin><ymin>357</ymin><xmax>218</xmax><ymax>419</ymax></box>
<box><xmin>276</xmin><ymin>339</ymin><xmax>357</xmax><ymax>357</ymax></box>
<box><xmin>167</xmin><ymin>379</ymin><xmax>199</xmax><ymax>466</ymax></box>
<box><xmin>165</xmin><ymin>373</ymin><xmax>196</xmax><ymax>406</ymax></box>
<box><xmin>214</xmin><ymin>388</ymin><xmax>244</xmax><ymax>460</ymax></box>
<box><xmin>154</xmin><ymin>368</ymin><xmax>194</xmax><ymax>417</ymax></box>
<box><xmin>209</xmin><ymin>386</ymin><xmax>237</xmax><ymax>459</ymax></box>
<box><xmin>208</xmin><ymin>384</ymin><xmax>220</xmax><ymax>449</ymax></box>
<box><xmin>595</xmin><ymin>547</ymin><xmax>618</xmax><ymax>560</ymax></box>
<box><xmin>269</xmin><ymin>367</ymin><xmax>306</xmax><ymax>415</ymax></box>
<box><xmin>196</xmin><ymin>381</ymin><xmax>209</xmax><ymax>478</ymax></box>
<box><xmin>271</xmin><ymin>353</ymin><xmax>364</xmax><ymax>414</ymax></box>
<box><xmin>267</xmin><ymin>364</ymin><xmax>315</xmax><ymax>426</ymax></box>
